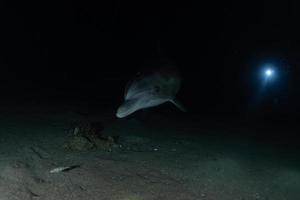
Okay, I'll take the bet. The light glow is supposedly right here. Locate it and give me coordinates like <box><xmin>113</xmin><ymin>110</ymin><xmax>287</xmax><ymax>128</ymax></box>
<box><xmin>265</xmin><ymin>68</ymin><xmax>273</xmax><ymax>77</ymax></box>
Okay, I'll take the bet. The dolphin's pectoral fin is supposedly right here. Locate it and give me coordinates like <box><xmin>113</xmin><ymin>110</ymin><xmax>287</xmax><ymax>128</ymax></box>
<box><xmin>169</xmin><ymin>98</ymin><xmax>187</xmax><ymax>112</ymax></box>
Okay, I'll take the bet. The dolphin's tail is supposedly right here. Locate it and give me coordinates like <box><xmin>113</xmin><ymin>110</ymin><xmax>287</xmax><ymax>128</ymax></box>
<box><xmin>169</xmin><ymin>98</ymin><xmax>187</xmax><ymax>112</ymax></box>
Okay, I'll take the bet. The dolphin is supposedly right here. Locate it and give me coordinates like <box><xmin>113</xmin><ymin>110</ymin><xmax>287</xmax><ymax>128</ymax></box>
<box><xmin>116</xmin><ymin>63</ymin><xmax>186</xmax><ymax>118</ymax></box>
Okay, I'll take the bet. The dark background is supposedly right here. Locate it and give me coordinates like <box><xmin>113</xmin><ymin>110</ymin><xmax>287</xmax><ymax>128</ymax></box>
<box><xmin>0</xmin><ymin>1</ymin><xmax>299</xmax><ymax>124</ymax></box>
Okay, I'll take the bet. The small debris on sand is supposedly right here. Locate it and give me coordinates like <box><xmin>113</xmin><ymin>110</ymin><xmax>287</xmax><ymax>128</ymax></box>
<box><xmin>50</xmin><ymin>165</ymin><xmax>81</xmax><ymax>173</ymax></box>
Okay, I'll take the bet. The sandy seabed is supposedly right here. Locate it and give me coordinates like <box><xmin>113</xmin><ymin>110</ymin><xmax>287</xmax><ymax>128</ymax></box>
<box><xmin>0</xmin><ymin>98</ymin><xmax>299</xmax><ymax>200</ymax></box>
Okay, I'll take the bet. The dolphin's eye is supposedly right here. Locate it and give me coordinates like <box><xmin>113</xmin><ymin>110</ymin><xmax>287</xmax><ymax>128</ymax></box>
<box><xmin>153</xmin><ymin>85</ymin><xmax>160</xmax><ymax>93</ymax></box>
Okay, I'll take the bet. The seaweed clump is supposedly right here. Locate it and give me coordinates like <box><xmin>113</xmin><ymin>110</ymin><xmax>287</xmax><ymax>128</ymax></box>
<box><xmin>63</xmin><ymin>121</ymin><xmax>120</xmax><ymax>152</ymax></box>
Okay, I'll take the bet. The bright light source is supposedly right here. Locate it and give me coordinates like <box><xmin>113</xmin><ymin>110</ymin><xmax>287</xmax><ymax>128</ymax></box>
<box><xmin>265</xmin><ymin>69</ymin><xmax>273</xmax><ymax>77</ymax></box>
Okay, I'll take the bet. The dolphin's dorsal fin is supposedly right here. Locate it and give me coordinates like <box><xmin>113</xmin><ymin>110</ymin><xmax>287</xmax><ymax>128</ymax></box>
<box><xmin>169</xmin><ymin>98</ymin><xmax>187</xmax><ymax>112</ymax></box>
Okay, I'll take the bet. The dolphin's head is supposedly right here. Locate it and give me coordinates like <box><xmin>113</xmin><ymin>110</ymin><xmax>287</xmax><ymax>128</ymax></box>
<box><xmin>116</xmin><ymin>64</ymin><xmax>184</xmax><ymax>118</ymax></box>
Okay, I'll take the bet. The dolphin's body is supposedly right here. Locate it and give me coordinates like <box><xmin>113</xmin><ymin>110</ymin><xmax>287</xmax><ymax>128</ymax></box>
<box><xmin>116</xmin><ymin>64</ymin><xmax>185</xmax><ymax>118</ymax></box>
